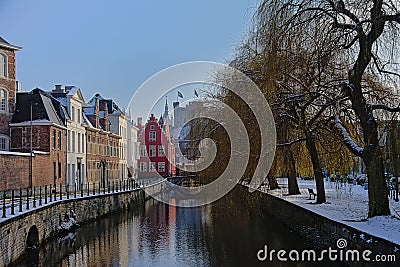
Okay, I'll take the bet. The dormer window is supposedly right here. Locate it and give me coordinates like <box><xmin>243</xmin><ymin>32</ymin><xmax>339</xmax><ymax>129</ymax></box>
<box><xmin>0</xmin><ymin>54</ymin><xmax>6</xmax><ymax>77</ymax></box>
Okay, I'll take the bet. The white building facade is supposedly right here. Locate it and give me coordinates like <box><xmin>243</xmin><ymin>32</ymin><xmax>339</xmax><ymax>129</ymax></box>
<box><xmin>51</xmin><ymin>85</ymin><xmax>87</xmax><ymax>188</ymax></box>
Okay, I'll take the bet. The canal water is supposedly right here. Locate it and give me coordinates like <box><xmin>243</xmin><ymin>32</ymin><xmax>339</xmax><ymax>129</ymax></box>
<box><xmin>14</xmin><ymin>190</ymin><xmax>341</xmax><ymax>267</ymax></box>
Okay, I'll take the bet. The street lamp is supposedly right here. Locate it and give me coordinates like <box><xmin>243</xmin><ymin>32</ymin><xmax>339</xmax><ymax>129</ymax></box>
<box><xmin>29</xmin><ymin>101</ymin><xmax>38</xmax><ymax>188</ymax></box>
<box><xmin>29</xmin><ymin>102</ymin><xmax>33</xmax><ymax>188</ymax></box>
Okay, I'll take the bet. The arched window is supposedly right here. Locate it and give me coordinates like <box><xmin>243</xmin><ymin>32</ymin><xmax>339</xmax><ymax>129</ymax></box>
<box><xmin>0</xmin><ymin>54</ymin><xmax>6</xmax><ymax>77</ymax></box>
<box><xmin>0</xmin><ymin>88</ymin><xmax>7</xmax><ymax>112</ymax></box>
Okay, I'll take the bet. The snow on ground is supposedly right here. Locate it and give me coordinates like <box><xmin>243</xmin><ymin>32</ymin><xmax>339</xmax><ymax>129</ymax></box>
<box><xmin>259</xmin><ymin>178</ymin><xmax>400</xmax><ymax>245</ymax></box>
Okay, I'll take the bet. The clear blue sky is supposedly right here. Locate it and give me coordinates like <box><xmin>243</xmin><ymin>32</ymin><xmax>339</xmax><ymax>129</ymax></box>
<box><xmin>0</xmin><ymin>0</ymin><xmax>258</xmax><ymax>115</ymax></box>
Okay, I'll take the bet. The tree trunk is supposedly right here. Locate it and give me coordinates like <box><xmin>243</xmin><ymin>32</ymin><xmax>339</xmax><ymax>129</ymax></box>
<box><xmin>267</xmin><ymin>160</ymin><xmax>280</xmax><ymax>190</ymax></box>
<box><xmin>284</xmin><ymin>146</ymin><xmax>300</xmax><ymax>195</ymax></box>
<box><xmin>305</xmin><ymin>134</ymin><xmax>326</xmax><ymax>203</ymax></box>
<box><xmin>363</xmin><ymin>147</ymin><xmax>390</xmax><ymax>217</ymax></box>
<box><xmin>347</xmin><ymin>75</ymin><xmax>390</xmax><ymax>216</ymax></box>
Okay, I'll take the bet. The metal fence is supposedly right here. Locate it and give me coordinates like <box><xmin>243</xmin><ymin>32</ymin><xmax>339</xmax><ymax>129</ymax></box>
<box><xmin>1</xmin><ymin>179</ymin><xmax>144</xmax><ymax>219</ymax></box>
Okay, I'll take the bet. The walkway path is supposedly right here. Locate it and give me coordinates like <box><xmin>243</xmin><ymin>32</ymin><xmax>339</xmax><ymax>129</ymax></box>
<box><xmin>258</xmin><ymin>178</ymin><xmax>400</xmax><ymax>246</ymax></box>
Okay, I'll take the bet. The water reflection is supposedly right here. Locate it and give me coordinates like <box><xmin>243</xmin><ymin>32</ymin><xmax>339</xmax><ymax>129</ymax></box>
<box><xmin>12</xmin><ymin>193</ymin><xmax>340</xmax><ymax>267</ymax></box>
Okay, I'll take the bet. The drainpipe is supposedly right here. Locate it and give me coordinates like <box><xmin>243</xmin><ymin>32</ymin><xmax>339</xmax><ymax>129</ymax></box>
<box><xmin>65</xmin><ymin>127</ymin><xmax>68</xmax><ymax>186</ymax></box>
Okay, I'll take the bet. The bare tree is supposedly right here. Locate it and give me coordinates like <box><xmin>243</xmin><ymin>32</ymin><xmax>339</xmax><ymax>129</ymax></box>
<box><xmin>256</xmin><ymin>0</ymin><xmax>400</xmax><ymax>216</ymax></box>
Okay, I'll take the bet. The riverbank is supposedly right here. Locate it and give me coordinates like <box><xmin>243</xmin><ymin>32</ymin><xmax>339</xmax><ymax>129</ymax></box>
<box><xmin>262</xmin><ymin>178</ymin><xmax>400</xmax><ymax>245</ymax></box>
<box><xmin>1</xmin><ymin>188</ymin><xmax>146</xmax><ymax>267</ymax></box>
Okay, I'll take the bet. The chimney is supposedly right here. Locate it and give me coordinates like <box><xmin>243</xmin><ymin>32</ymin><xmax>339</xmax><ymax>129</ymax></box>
<box><xmin>54</xmin><ymin>84</ymin><xmax>64</xmax><ymax>93</ymax></box>
<box><xmin>95</xmin><ymin>98</ymin><xmax>99</xmax><ymax>129</ymax></box>
<box><xmin>16</xmin><ymin>81</ymin><xmax>22</xmax><ymax>92</ymax></box>
<box><xmin>137</xmin><ymin>117</ymin><xmax>142</xmax><ymax>127</ymax></box>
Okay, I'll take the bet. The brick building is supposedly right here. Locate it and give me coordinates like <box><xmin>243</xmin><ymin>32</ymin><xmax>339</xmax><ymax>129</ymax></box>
<box><xmin>88</xmin><ymin>94</ymin><xmax>132</xmax><ymax>180</ymax></box>
<box><xmin>0</xmin><ymin>36</ymin><xmax>21</xmax><ymax>151</ymax></box>
<box><xmin>8</xmin><ymin>88</ymin><xmax>67</xmax><ymax>187</ymax></box>
<box><xmin>84</xmin><ymin>97</ymin><xmax>120</xmax><ymax>187</ymax></box>
<box><xmin>137</xmin><ymin>113</ymin><xmax>176</xmax><ymax>178</ymax></box>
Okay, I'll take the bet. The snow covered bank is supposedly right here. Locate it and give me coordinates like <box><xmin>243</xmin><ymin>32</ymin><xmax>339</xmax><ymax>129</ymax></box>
<box><xmin>261</xmin><ymin>178</ymin><xmax>400</xmax><ymax>245</ymax></box>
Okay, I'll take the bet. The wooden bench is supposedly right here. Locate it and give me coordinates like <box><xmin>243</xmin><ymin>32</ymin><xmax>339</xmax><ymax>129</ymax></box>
<box><xmin>308</xmin><ymin>188</ymin><xmax>317</xmax><ymax>200</ymax></box>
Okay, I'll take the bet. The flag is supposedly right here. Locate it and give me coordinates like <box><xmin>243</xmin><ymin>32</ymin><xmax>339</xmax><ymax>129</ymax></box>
<box><xmin>178</xmin><ymin>91</ymin><xmax>183</xmax><ymax>98</ymax></box>
<box><xmin>194</xmin><ymin>90</ymin><xmax>199</xmax><ymax>97</ymax></box>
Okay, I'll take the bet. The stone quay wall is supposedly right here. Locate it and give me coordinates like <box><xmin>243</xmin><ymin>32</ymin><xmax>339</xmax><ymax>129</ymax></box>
<box><xmin>0</xmin><ymin>189</ymin><xmax>146</xmax><ymax>266</ymax></box>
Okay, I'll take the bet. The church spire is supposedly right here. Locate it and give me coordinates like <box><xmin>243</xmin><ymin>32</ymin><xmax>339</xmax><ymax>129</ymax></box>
<box><xmin>163</xmin><ymin>96</ymin><xmax>169</xmax><ymax>120</ymax></box>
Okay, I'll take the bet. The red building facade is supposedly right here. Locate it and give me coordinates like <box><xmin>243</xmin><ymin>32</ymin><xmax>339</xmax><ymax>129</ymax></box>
<box><xmin>138</xmin><ymin>114</ymin><xmax>175</xmax><ymax>178</ymax></box>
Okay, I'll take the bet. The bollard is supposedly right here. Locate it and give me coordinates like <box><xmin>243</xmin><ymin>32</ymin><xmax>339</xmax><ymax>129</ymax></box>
<box><xmin>26</xmin><ymin>188</ymin><xmax>30</xmax><ymax>210</ymax></box>
<box><xmin>33</xmin><ymin>187</ymin><xmax>36</xmax><ymax>208</ymax></box>
<box><xmin>59</xmin><ymin>184</ymin><xmax>62</xmax><ymax>200</ymax></box>
<box><xmin>99</xmin><ymin>181</ymin><xmax>101</xmax><ymax>194</ymax></box>
<box><xmin>11</xmin><ymin>189</ymin><xmax>15</xmax><ymax>215</ymax></box>
<box><xmin>39</xmin><ymin>186</ymin><xmax>42</xmax><ymax>206</ymax></box>
<box><xmin>81</xmin><ymin>183</ymin><xmax>83</xmax><ymax>197</ymax></box>
<box><xmin>67</xmin><ymin>184</ymin><xmax>69</xmax><ymax>199</ymax></box>
<box><xmin>120</xmin><ymin>180</ymin><xmax>122</xmax><ymax>192</ymax></box>
<box><xmin>49</xmin><ymin>185</ymin><xmax>52</xmax><ymax>202</ymax></box>
<box><xmin>87</xmin><ymin>182</ymin><xmax>90</xmax><ymax>196</ymax></box>
<box><xmin>93</xmin><ymin>182</ymin><xmax>95</xmax><ymax>195</ymax></box>
<box><xmin>112</xmin><ymin>181</ymin><xmax>115</xmax><ymax>193</ymax></box>
<box><xmin>74</xmin><ymin>184</ymin><xmax>77</xmax><ymax>198</ymax></box>
<box><xmin>108</xmin><ymin>181</ymin><xmax>110</xmax><ymax>193</ymax></box>
<box><xmin>2</xmin><ymin>191</ymin><xmax>6</xmax><ymax>218</ymax></box>
<box><xmin>19</xmin><ymin>188</ymin><xmax>22</xmax><ymax>212</ymax></box>
<box><xmin>45</xmin><ymin>185</ymin><xmax>48</xmax><ymax>204</ymax></box>
<box><xmin>53</xmin><ymin>184</ymin><xmax>56</xmax><ymax>201</ymax></box>
<box><xmin>103</xmin><ymin>181</ymin><xmax>105</xmax><ymax>194</ymax></box>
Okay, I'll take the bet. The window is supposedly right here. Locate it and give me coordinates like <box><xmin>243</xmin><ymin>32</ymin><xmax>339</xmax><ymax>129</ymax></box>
<box><xmin>158</xmin><ymin>145</ymin><xmax>165</xmax><ymax>157</ymax></box>
<box><xmin>67</xmin><ymin>130</ymin><xmax>70</xmax><ymax>152</ymax></box>
<box><xmin>0</xmin><ymin>88</ymin><xmax>7</xmax><ymax>112</ymax></box>
<box><xmin>140</xmin><ymin>145</ymin><xmax>147</xmax><ymax>157</ymax></box>
<box><xmin>52</xmin><ymin>130</ymin><xmax>56</xmax><ymax>149</ymax></box>
<box><xmin>77</xmin><ymin>109</ymin><xmax>81</xmax><ymax>123</ymax></box>
<box><xmin>150</xmin><ymin>125</ymin><xmax>155</xmax><ymax>130</ymax></box>
<box><xmin>58</xmin><ymin>131</ymin><xmax>62</xmax><ymax>149</ymax></box>
<box><xmin>71</xmin><ymin>106</ymin><xmax>75</xmax><ymax>122</ymax></box>
<box><xmin>140</xmin><ymin>162</ymin><xmax>147</xmax><ymax>172</ymax></box>
<box><xmin>53</xmin><ymin>162</ymin><xmax>57</xmax><ymax>179</ymax></box>
<box><xmin>72</xmin><ymin>164</ymin><xmax>75</xmax><ymax>181</ymax></box>
<box><xmin>0</xmin><ymin>136</ymin><xmax>9</xmax><ymax>151</ymax></box>
<box><xmin>158</xmin><ymin>162</ymin><xmax>165</xmax><ymax>172</ymax></box>
<box><xmin>149</xmin><ymin>131</ymin><xmax>156</xmax><ymax>141</ymax></box>
<box><xmin>78</xmin><ymin>133</ymin><xmax>81</xmax><ymax>153</ymax></box>
<box><xmin>149</xmin><ymin>145</ymin><xmax>156</xmax><ymax>157</ymax></box>
<box><xmin>58</xmin><ymin>162</ymin><xmax>62</xmax><ymax>178</ymax></box>
<box><xmin>149</xmin><ymin>162</ymin><xmax>156</xmax><ymax>172</ymax></box>
<box><xmin>82</xmin><ymin>134</ymin><xmax>85</xmax><ymax>153</ymax></box>
<box><xmin>0</xmin><ymin>54</ymin><xmax>6</xmax><ymax>77</ymax></box>
<box><xmin>72</xmin><ymin>131</ymin><xmax>75</xmax><ymax>152</ymax></box>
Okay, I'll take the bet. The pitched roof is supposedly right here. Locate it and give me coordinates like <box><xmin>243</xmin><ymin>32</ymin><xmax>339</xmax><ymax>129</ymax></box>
<box><xmin>0</xmin><ymin>36</ymin><xmax>21</xmax><ymax>50</ymax></box>
<box><xmin>88</xmin><ymin>93</ymin><xmax>124</xmax><ymax>115</ymax></box>
<box><xmin>11</xmin><ymin>88</ymin><xmax>67</xmax><ymax>126</ymax></box>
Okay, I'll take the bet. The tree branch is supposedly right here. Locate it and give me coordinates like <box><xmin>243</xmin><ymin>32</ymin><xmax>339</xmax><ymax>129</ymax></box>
<box><xmin>334</xmin><ymin>115</ymin><xmax>364</xmax><ymax>157</ymax></box>
<box><xmin>383</xmin><ymin>13</ymin><xmax>400</xmax><ymax>22</ymax></box>
<box><xmin>370</xmin><ymin>104</ymin><xmax>400</xmax><ymax>112</ymax></box>
<box><xmin>276</xmin><ymin>138</ymin><xmax>306</xmax><ymax>147</ymax></box>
